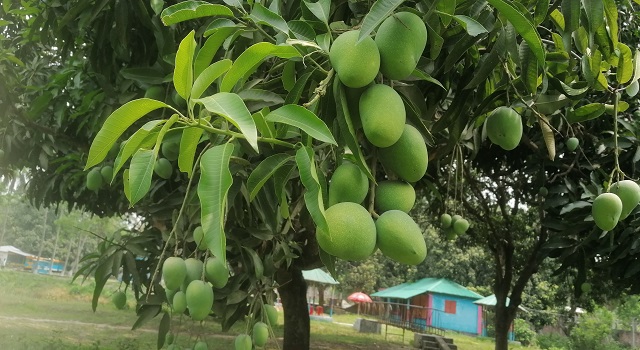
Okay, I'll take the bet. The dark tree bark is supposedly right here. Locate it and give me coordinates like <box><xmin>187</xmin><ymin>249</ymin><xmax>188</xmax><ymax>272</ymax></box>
<box><xmin>277</xmin><ymin>267</ymin><xmax>310</xmax><ymax>350</ymax></box>
<box><xmin>318</xmin><ymin>284</ymin><xmax>326</xmax><ymax>307</ymax></box>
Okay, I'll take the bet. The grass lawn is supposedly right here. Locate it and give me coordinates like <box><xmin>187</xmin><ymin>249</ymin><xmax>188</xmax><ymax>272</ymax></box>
<box><xmin>0</xmin><ymin>270</ymin><xmax>538</xmax><ymax>349</ymax></box>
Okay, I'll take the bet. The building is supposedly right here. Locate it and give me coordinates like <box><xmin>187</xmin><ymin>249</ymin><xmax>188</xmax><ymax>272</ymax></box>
<box><xmin>370</xmin><ymin>277</ymin><xmax>484</xmax><ymax>335</ymax></box>
<box><xmin>0</xmin><ymin>245</ymin><xmax>32</xmax><ymax>268</ymax></box>
<box><xmin>0</xmin><ymin>245</ymin><xmax>65</xmax><ymax>274</ymax></box>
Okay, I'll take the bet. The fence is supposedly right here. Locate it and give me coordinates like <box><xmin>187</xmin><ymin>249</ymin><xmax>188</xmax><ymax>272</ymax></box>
<box><xmin>358</xmin><ymin>300</ymin><xmax>446</xmax><ymax>337</ymax></box>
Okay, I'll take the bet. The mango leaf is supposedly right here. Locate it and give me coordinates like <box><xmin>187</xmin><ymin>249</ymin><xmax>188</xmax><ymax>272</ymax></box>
<box><xmin>252</xmin><ymin>109</ymin><xmax>276</xmax><ymax>139</ymax></box>
<box><xmin>178</xmin><ymin>118</ymin><xmax>208</xmax><ymax>177</ymax></box>
<box><xmin>465</xmin><ymin>34</ymin><xmax>504</xmax><ymax>89</ymax></box>
<box><xmin>304</xmin><ymin>0</ymin><xmax>331</xmax><ymax>24</ymax></box>
<box><xmin>288</xmin><ymin>20</ymin><xmax>316</xmax><ymax>41</ymax></box>
<box><xmin>132</xmin><ymin>305</ymin><xmax>162</xmax><ymax>330</ymax></box>
<box><xmin>519</xmin><ymin>41</ymin><xmax>539</xmax><ymax>94</ymax></box>
<box><xmin>319</xmin><ymin>248</ymin><xmax>336</xmax><ymax>277</ymax></box>
<box><xmin>220</xmin><ymin>43</ymin><xmax>301</xmax><ymax>92</ymax></box>
<box><xmin>436</xmin><ymin>0</ymin><xmax>456</xmax><ymax>26</ymax></box>
<box><xmin>533</xmin><ymin>0</ymin><xmax>549</xmax><ymax>25</ymax></box>
<box><xmin>617</xmin><ymin>43</ymin><xmax>633</xmax><ymax>84</ymax></box>
<box><xmin>129</xmin><ymin>149</ymin><xmax>156</xmax><ymax>206</ymax></box>
<box><xmin>242</xmin><ymin>247</ymin><xmax>264</xmax><ymax>279</ymax></box>
<box><xmin>451</xmin><ymin>15</ymin><xmax>489</xmax><ymax>37</ymax></box>
<box><xmin>85</xmin><ymin>99</ymin><xmax>171</xmax><ymax>170</ymax></box>
<box><xmin>487</xmin><ymin>0</ymin><xmax>545</xmax><ymax>65</ymax></box>
<box><xmin>357</xmin><ymin>0</ymin><xmax>405</xmax><ymax>43</ymax></box>
<box><xmin>264</xmin><ymin>105</ymin><xmax>336</xmax><ymax>145</ymax></box>
<box><xmin>582</xmin><ymin>0</ymin><xmax>604</xmax><ymax>35</ymax></box>
<box><xmin>632</xmin><ymin>50</ymin><xmax>640</xmax><ymax>84</ymax></box>
<box><xmin>561</xmin><ymin>0</ymin><xmax>579</xmax><ymax>33</ymax></box>
<box><xmin>534</xmin><ymin>94</ymin><xmax>571</xmax><ymax>114</ymax></box>
<box><xmin>120</xmin><ymin>67</ymin><xmax>166</xmax><ymax>85</ymax></box>
<box><xmin>250</xmin><ymin>3</ymin><xmax>289</xmax><ymax>35</ymax></box>
<box><xmin>411</xmin><ymin>69</ymin><xmax>446</xmax><ymax>90</ymax></box>
<box><xmin>160</xmin><ymin>1</ymin><xmax>233</xmax><ymax>25</ymax></box>
<box><xmin>91</xmin><ymin>255</ymin><xmax>113</xmax><ymax>311</ymax></box>
<box><xmin>284</xmin><ymin>70</ymin><xmax>312</xmax><ymax>105</ymax></box>
<box><xmin>194</xmin><ymin>93</ymin><xmax>258</xmax><ymax>152</ymax></box>
<box><xmin>247</xmin><ymin>154</ymin><xmax>294</xmax><ymax>201</ymax></box>
<box><xmin>566</xmin><ymin>103</ymin><xmax>606</xmax><ymax>123</ymax></box>
<box><xmin>333</xmin><ymin>80</ymin><xmax>374</xmax><ymax>181</ymax></box>
<box><xmin>191</xmin><ymin>59</ymin><xmax>232</xmax><ymax>99</ymax></box>
<box><xmin>538</xmin><ymin>116</ymin><xmax>555</xmax><ymax>160</ymax></box>
<box><xmin>174</xmin><ymin>31</ymin><xmax>196</xmax><ymax>101</ymax></box>
<box><xmin>157</xmin><ymin>312</ymin><xmax>171</xmax><ymax>350</ymax></box>
<box><xmin>603</xmin><ymin>0</ymin><xmax>618</xmax><ymax>47</ymax></box>
<box><xmin>113</xmin><ymin>120</ymin><xmax>165</xmax><ymax>179</ymax></box>
<box><xmin>295</xmin><ymin>146</ymin><xmax>328</xmax><ymax>235</ymax></box>
<box><xmin>123</xmin><ymin>169</ymin><xmax>131</xmax><ymax>202</ymax></box>
<box><xmin>560</xmin><ymin>201</ymin><xmax>591</xmax><ymax>215</ymax></box>
<box><xmin>198</xmin><ymin>143</ymin><xmax>234</xmax><ymax>264</ymax></box>
<box><xmin>194</xmin><ymin>27</ymin><xmax>240</xmax><ymax>78</ymax></box>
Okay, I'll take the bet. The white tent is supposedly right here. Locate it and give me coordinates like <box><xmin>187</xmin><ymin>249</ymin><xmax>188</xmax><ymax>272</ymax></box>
<box><xmin>0</xmin><ymin>245</ymin><xmax>33</xmax><ymax>266</ymax></box>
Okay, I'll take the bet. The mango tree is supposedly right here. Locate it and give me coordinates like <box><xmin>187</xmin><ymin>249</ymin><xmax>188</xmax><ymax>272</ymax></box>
<box><xmin>3</xmin><ymin>0</ymin><xmax>640</xmax><ymax>350</ymax></box>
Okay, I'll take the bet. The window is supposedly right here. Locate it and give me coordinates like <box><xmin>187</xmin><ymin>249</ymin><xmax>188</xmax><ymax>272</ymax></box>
<box><xmin>444</xmin><ymin>300</ymin><xmax>457</xmax><ymax>314</ymax></box>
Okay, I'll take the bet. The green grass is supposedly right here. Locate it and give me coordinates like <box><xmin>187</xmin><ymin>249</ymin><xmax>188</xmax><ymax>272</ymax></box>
<box><xmin>0</xmin><ymin>270</ymin><xmax>538</xmax><ymax>349</ymax></box>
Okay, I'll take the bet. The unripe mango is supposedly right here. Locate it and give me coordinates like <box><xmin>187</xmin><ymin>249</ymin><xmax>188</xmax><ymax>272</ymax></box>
<box><xmin>173</xmin><ymin>291</ymin><xmax>187</xmax><ymax>313</ymax></box>
<box><xmin>86</xmin><ymin>168</ymin><xmax>103</xmax><ymax>191</ymax></box>
<box><xmin>193</xmin><ymin>226</ymin><xmax>208</xmax><ymax>251</ymax></box>
<box><xmin>154</xmin><ymin>158</ymin><xmax>173</xmax><ymax>179</ymax></box>
<box><xmin>375</xmin><ymin>210</ymin><xmax>426</xmax><ymax>265</ymax></box>
<box><xmin>329</xmin><ymin>31</ymin><xmax>380</xmax><ymax>88</ymax></box>
<box><xmin>360</xmin><ymin>84</ymin><xmax>406</xmax><ymax>147</ymax></box>
<box><xmin>234</xmin><ymin>334</ymin><xmax>252</xmax><ymax>350</ymax></box>
<box><xmin>610</xmin><ymin>180</ymin><xmax>640</xmax><ymax>220</ymax></box>
<box><xmin>264</xmin><ymin>304</ymin><xmax>278</xmax><ymax>326</ymax></box>
<box><xmin>592</xmin><ymin>193</ymin><xmax>622</xmax><ymax>231</ymax></box>
<box><xmin>184</xmin><ymin>258</ymin><xmax>204</xmax><ymax>283</ymax></box>
<box><xmin>111</xmin><ymin>291</ymin><xmax>126</xmax><ymax>310</ymax></box>
<box><xmin>163</xmin><ymin>257</ymin><xmax>187</xmax><ymax>291</ymax></box>
<box><xmin>205</xmin><ymin>256</ymin><xmax>229</xmax><ymax>288</ymax></box>
<box><xmin>375</xmin><ymin>12</ymin><xmax>427</xmax><ymax>80</ymax></box>
<box><xmin>378</xmin><ymin>124</ymin><xmax>428</xmax><ymax>182</ymax></box>
<box><xmin>316</xmin><ymin>202</ymin><xmax>377</xmax><ymax>261</ymax></box>
<box><xmin>162</xmin><ymin>141</ymin><xmax>180</xmax><ymax>161</ymax></box>
<box><xmin>100</xmin><ymin>166</ymin><xmax>113</xmax><ymax>184</ymax></box>
<box><xmin>253</xmin><ymin>322</ymin><xmax>269</xmax><ymax>347</ymax></box>
<box><xmin>329</xmin><ymin>162</ymin><xmax>369</xmax><ymax>206</ymax></box>
<box><xmin>485</xmin><ymin>107</ymin><xmax>522</xmax><ymax>150</ymax></box>
<box><xmin>453</xmin><ymin>218</ymin><xmax>470</xmax><ymax>234</ymax></box>
<box><xmin>186</xmin><ymin>280</ymin><xmax>213</xmax><ymax>321</ymax></box>
<box><xmin>375</xmin><ymin>181</ymin><xmax>416</xmax><ymax>213</ymax></box>
<box><xmin>440</xmin><ymin>213</ymin><xmax>452</xmax><ymax>228</ymax></box>
<box><xmin>566</xmin><ymin>137</ymin><xmax>579</xmax><ymax>151</ymax></box>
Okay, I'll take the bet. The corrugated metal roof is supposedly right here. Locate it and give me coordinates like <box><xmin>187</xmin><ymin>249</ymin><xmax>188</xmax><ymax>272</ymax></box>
<box><xmin>474</xmin><ymin>294</ymin><xmax>528</xmax><ymax>312</ymax></box>
<box><xmin>302</xmin><ymin>268</ymin><xmax>339</xmax><ymax>285</ymax></box>
<box><xmin>371</xmin><ymin>277</ymin><xmax>483</xmax><ymax>300</ymax></box>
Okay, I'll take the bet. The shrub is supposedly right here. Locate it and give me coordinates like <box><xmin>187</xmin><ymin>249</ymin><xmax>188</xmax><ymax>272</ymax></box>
<box><xmin>537</xmin><ymin>333</ymin><xmax>572</xmax><ymax>350</ymax></box>
<box><xmin>514</xmin><ymin>318</ymin><xmax>536</xmax><ymax>346</ymax></box>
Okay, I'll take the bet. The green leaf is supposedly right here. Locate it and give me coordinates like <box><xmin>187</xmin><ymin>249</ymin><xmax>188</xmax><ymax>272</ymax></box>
<box><xmin>582</xmin><ymin>0</ymin><xmax>604</xmax><ymax>36</ymax></box>
<box><xmin>304</xmin><ymin>0</ymin><xmax>331</xmax><ymax>24</ymax></box>
<box><xmin>242</xmin><ymin>247</ymin><xmax>264</xmax><ymax>279</ymax></box>
<box><xmin>560</xmin><ymin>201</ymin><xmax>591</xmax><ymax>215</ymax></box>
<box><xmin>132</xmin><ymin>305</ymin><xmax>162</xmax><ymax>330</ymax></box>
<box><xmin>191</xmin><ymin>59</ymin><xmax>232</xmax><ymax>99</ymax></box>
<box><xmin>160</xmin><ymin>1</ymin><xmax>233</xmax><ymax>26</ymax></box>
<box><xmin>284</xmin><ymin>70</ymin><xmax>313</xmax><ymax>105</ymax></box>
<box><xmin>357</xmin><ymin>0</ymin><xmax>405</xmax><ymax>43</ymax></box>
<box><xmin>617</xmin><ymin>43</ymin><xmax>633</xmax><ymax>84</ymax></box>
<box><xmin>333</xmin><ymin>79</ymin><xmax>374</xmax><ymax>181</ymax></box>
<box><xmin>451</xmin><ymin>15</ymin><xmax>489</xmax><ymax>37</ymax></box>
<box><xmin>534</xmin><ymin>94</ymin><xmax>572</xmax><ymax>114</ymax></box>
<box><xmin>92</xmin><ymin>255</ymin><xmax>113</xmax><ymax>312</ymax></box>
<box><xmin>113</xmin><ymin>120</ymin><xmax>164</xmax><ymax>180</ymax></box>
<box><xmin>120</xmin><ymin>67</ymin><xmax>166</xmax><ymax>85</ymax></box>
<box><xmin>519</xmin><ymin>41</ymin><xmax>539</xmax><ymax>94</ymax></box>
<box><xmin>561</xmin><ymin>0</ymin><xmax>579</xmax><ymax>32</ymax></box>
<box><xmin>464</xmin><ymin>37</ymin><xmax>503</xmax><ymax>90</ymax></box>
<box><xmin>319</xmin><ymin>248</ymin><xmax>336</xmax><ymax>277</ymax></box>
<box><xmin>264</xmin><ymin>105</ymin><xmax>336</xmax><ymax>145</ymax></box>
<box><xmin>194</xmin><ymin>28</ymin><xmax>240</xmax><ymax>78</ymax></box>
<box><xmin>603</xmin><ymin>0</ymin><xmax>618</xmax><ymax>47</ymax></box>
<box><xmin>282</xmin><ymin>61</ymin><xmax>296</xmax><ymax>92</ymax></box>
<box><xmin>198</xmin><ymin>143</ymin><xmax>234</xmax><ymax>264</ymax></box>
<box><xmin>86</xmin><ymin>99</ymin><xmax>171</xmax><ymax>170</ymax></box>
<box><xmin>566</xmin><ymin>103</ymin><xmax>606</xmax><ymax>123</ymax></box>
<box><xmin>632</xmin><ymin>50</ymin><xmax>640</xmax><ymax>84</ymax></box>
<box><xmin>178</xmin><ymin>120</ymin><xmax>206</xmax><ymax>177</ymax></box>
<box><xmin>250</xmin><ymin>3</ymin><xmax>289</xmax><ymax>35</ymax></box>
<box><xmin>247</xmin><ymin>154</ymin><xmax>293</xmax><ymax>201</ymax></box>
<box><xmin>157</xmin><ymin>312</ymin><xmax>171</xmax><ymax>350</ymax></box>
<box><xmin>195</xmin><ymin>93</ymin><xmax>258</xmax><ymax>152</ymax></box>
<box><xmin>411</xmin><ymin>69</ymin><xmax>446</xmax><ymax>90</ymax></box>
<box><xmin>533</xmin><ymin>0</ymin><xmax>549</xmax><ymax>25</ymax></box>
<box><xmin>436</xmin><ymin>0</ymin><xmax>456</xmax><ymax>26</ymax></box>
<box><xmin>487</xmin><ymin>0</ymin><xmax>545</xmax><ymax>65</ymax></box>
<box><xmin>295</xmin><ymin>146</ymin><xmax>328</xmax><ymax>235</ymax></box>
<box><xmin>288</xmin><ymin>20</ymin><xmax>316</xmax><ymax>41</ymax></box>
<box><xmin>123</xmin><ymin>169</ymin><xmax>131</xmax><ymax>202</ymax></box>
<box><xmin>174</xmin><ymin>30</ymin><xmax>197</xmax><ymax>101</ymax></box>
<box><xmin>129</xmin><ymin>149</ymin><xmax>156</xmax><ymax>205</ymax></box>
<box><xmin>573</xmin><ymin>27</ymin><xmax>588</xmax><ymax>54</ymax></box>
<box><xmin>220</xmin><ymin>43</ymin><xmax>301</xmax><ymax>93</ymax></box>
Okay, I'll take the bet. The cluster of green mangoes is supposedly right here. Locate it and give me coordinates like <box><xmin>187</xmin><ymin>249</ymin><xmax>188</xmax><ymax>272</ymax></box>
<box><xmin>86</xmin><ymin>165</ymin><xmax>114</xmax><ymax>191</ymax></box>
<box><xmin>591</xmin><ymin>180</ymin><xmax>640</xmax><ymax>231</ymax></box>
<box><xmin>439</xmin><ymin>213</ymin><xmax>470</xmax><ymax>240</ymax></box>
<box><xmin>316</xmin><ymin>162</ymin><xmax>427</xmax><ymax>265</ymax></box>
<box><xmin>232</xmin><ymin>304</ymin><xmax>278</xmax><ymax>349</ymax></box>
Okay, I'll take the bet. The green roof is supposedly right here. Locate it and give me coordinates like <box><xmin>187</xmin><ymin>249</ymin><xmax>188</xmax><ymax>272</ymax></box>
<box><xmin>302</xmin><ymin>268</ymin><xmax>339</xmax><ymax>285</ymax></box>
<box><xmin>371</xmin><ymin>278</ymin><xmax>483</xmax><ymax>300</ymax></box>
<box><xmin>474</xmin><ymin>294</ymin><xmax>527</xmax><ymax>311</ymax></box>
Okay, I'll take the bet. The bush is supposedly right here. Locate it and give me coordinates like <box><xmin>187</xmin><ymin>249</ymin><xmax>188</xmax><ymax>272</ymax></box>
<box><xmin>537</xmin><ymin>333</ymin><xmax>572</xmax><ymax>350</ymax></box>
<box><xmin>514</xmin><ymin>318</ymin><xmax>536</xmax><ymax>346</ymax></box>
<box><xmin>570</xmin><ymin>306</ymin><xmax>616</xmax><ymax>350</ymax></box>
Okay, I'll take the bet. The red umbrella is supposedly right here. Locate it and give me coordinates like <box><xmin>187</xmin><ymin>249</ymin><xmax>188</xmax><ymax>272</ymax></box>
<box><xmin>348</xmin><ymin>292</ymin><xmax>372</xmax><ymax>303</ymax></box>
<box><xmin>347</xmin><ymin>292</ymin><xmax>372</xmax><ymax>314</ymax></box>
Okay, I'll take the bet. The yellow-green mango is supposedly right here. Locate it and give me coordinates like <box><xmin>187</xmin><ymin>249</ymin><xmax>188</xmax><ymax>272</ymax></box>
<box><xmin>378</xmin><ymin>124</ymin><xmax>428</xmax><ymax>182</ymax></box>
<box><xmin>360</xmin><ymin>84</ymin><xmax>406</xmax><ymax>147</ymax></box>
<box><xmin>375</xmin><ymin>12</ymin><xmax>427</xmax><ymax>80</ymax></box>
<box><xmin>329</xmin><ymin>31</ymin><xmax>380</xmax><ymax>88</ymax></box>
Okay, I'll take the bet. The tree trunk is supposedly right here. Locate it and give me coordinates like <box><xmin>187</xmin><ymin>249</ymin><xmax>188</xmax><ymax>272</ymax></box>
<box><xmin>318</xmin><ymin>285</ymin><xmax>325</xmax><ymax>307</ymax></box>
<box><xmin>62</xmin><ymin>242</ymin><xmax>72</xmax><ymax>276</ymax></box>
<box><xmin>33</xmin><ymin>208</ymin><xmax>48</xmax><ymax>274</ymax></box>
<box><xmin>277</xmin><ymin>266</ymin><xmax>310</xmax><ymax>350</ymax></box>
<box><xmin>49</xmin><ymin>225</ymin><xmax>60</xmax><ymax>274</ymax></box>
<box><xmin>71</xmin><ymin>234</ymin><xmax>87</xmax><ymax>275</ymax></box>
<box><xmin>494</xmin><ymin>303</ymin><xmax>514</xmax><ymax>350</ymax></box>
